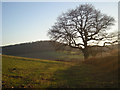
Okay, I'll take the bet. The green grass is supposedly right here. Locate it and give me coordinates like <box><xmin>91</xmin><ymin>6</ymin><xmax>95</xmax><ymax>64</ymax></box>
<box><xmin>2</xmin><ymin>50</ymin><xmax>118</xmax><ymax>88</ymax></box>
<box><xmin>2</xmin><ymin>55</ymin><xmax>74</xmax><ymax>88</ymax></box>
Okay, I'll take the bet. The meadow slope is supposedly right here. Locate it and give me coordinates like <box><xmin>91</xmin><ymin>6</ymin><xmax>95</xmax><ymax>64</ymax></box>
<box><xmin>2</xmin><ymin>49</ymin><xmax>118</xmax><ymax>88</ymax></box>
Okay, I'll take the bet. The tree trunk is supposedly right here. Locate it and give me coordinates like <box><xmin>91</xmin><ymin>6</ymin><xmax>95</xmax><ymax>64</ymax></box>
<box><xmin>83</xmin><ymin>47</ymin><xmax>89</xmax><ymax>60</ymax></box>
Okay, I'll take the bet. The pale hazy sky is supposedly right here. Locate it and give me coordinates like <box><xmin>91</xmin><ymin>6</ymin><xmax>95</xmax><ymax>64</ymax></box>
<box><xmin>2</xmin><ymin>2</ymin><xmax>118</xmax><ymax>46</ymax></box>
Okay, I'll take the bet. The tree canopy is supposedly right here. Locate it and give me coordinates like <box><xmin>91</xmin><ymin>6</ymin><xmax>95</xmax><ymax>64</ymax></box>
<box><xmin>48</xmin><ymin>4</ymin><xmax>115</xmax><ymax>59</ymax></box>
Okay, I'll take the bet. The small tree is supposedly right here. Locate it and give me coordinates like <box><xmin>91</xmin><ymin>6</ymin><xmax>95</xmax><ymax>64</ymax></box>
<box><xmin>48</xmin><ymin>4</ymin><xmax>115</xmax><ymax>60</ymax></box>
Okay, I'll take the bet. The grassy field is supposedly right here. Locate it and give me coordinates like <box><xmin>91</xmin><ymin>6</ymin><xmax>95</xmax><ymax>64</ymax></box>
<box><xmin>2</xmin><ymin>49</ymin><xmax>118</xmax><ymax>88</ymax></box>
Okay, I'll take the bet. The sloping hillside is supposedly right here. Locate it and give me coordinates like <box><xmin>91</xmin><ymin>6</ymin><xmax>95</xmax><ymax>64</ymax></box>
<box><xmin>2</xmin><ymin>40</ymin><xmax>118</xmax><ymax>60</ymax></box>
<box><xmin>3</xmin><ymin>41</ymin><xmax>58</xmax><ymax>54</ymax></box>
<box><xmin>2</xmin><ymin>41</ymin><xmax>57</xmax><ymax>60</ymax></box>
<box><xmin>2</xmin><ymin>41</ymin><xmax>82</xmax><ymax>60</ymax></box>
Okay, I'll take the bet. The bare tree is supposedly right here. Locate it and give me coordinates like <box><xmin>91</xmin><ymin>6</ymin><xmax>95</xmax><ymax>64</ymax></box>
<box><xmin>103</xmin><ymin>31</ymin><xmax>118</xmax><ymax>46</ymax></box>
<box><xmin>48</xmin><ymin>4</ymin><xmax>115</xmax><ymax>60</ymax></box>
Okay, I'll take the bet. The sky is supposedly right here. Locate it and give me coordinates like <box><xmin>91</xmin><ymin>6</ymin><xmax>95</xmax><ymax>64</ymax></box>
<box><xmin>2</xmin><ymin>2</ymin><xmax>118</xmax><ymax>46</ymax></box>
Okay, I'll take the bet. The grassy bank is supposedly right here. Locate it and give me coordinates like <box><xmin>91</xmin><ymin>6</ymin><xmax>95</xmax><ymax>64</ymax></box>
<box><xmin>2</xmin><ymin>50</ymin><xmax>118</xmax><ymax>88</ymax></box>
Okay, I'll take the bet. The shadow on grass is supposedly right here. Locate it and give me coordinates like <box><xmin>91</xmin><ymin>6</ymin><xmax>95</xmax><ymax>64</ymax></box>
<box><xmin>48</xmin><ymin>63</ymin><xmax>118</xmax><ymax>88</ymax></box>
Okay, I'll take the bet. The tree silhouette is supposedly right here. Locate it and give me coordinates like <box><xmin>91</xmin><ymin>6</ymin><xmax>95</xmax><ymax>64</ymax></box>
<box><xmin>48</xmin><ymin>4</ymin><xmax>115</xmax><ymax>60</ymax></box>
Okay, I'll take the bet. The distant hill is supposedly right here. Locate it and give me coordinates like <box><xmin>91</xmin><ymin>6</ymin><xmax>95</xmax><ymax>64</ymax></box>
<box><xmin>2</xmin><ymin>41</ymin><xmax>78</xmax><ymax>60</ymax></box>
<box><xmin>2</xmin><ymin>40</ymin><xmax>118</xmax><ymax>60</ymax></box>
<box><xmin>3</xmin><ymin>41</ymin><xmax>56</xmax><ymax>54</ymax></box>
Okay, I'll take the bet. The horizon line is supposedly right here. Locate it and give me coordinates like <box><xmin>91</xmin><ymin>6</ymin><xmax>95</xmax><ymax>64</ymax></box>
<box><xmin>1</xmin><ymin>39</ymin><xmax>52</xmax><ymax>47</ymax></box>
